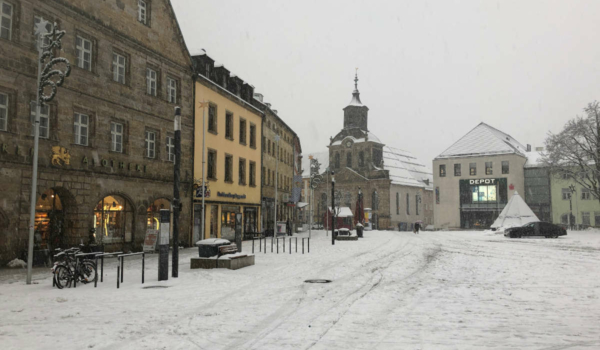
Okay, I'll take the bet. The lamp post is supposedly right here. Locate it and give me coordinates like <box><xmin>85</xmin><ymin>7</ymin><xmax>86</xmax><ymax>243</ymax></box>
<box><xmin>27</xmin><ymin>20</ymin><xmax>71</xmax><ymax>284</ymax></box>
<box><xmin>331</xmin><ymin>171</ymin><xmax>335</xmax><ymax>245</ymax></box>
<box><xmin>373</xmin><ymin>190</ymin><xmax>380</xmax><ymax>230</ymax></box>
<box><xmin>198</xmin><ymin>101</ymin><xmax>209</xmax><ymax>242</ymax></box>
<box><xmin>274</xmin><ymin>134</ymin><xmax>280</xmax><ymax>236</ymax></box>
<box><xmin>172</xmin><ymin>107</ymin><xmax>181</xmax><ymax>278</ymax></box>
<box><xmin>569</xmin><ymin>184</ymin><xmax>578</xmax><ymax>230</ymax></box>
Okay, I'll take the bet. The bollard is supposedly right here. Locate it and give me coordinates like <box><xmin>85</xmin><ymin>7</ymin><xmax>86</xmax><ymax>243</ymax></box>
<box><xmin>142</xmin><ymin>253</ymin><xmax>145</xmax><ymax>284</ymax></box>
<box><xmin>101</xmin><ymin>256</ymin><xmax>104</xmax><ymax>282</ymax></box>
<box><xmin>271</xmin><ymin>237</ymin><xmax>273</xmax><ymax>253</ymax></box>
<box><xmin>308</xmin><ymin>238</ymin><xmax>310</xmax><ymax>253</ymax></box>
<box><xmin>296</xmin><ymin>237</ymin><xmax>298</xmax><ymax>253</ymax></box>
<box><xmin>259</xmin><ymin>237</ymin><xmax>262</xmax><ymax>252</ymax></box>
<box><xmin>289</xmin><ymin>238</ymin><xmax>291</xmax><ymax>254</ymax></box>
<box><xmin>117</xmin><ymin>265</ymin><xmax>120</xmax><ymax>289</ymax></box>
<box><xmin>283</xmin><ymin>237</ymin><xmax>285</xmax><ymax>253</ymax></box>
<box><xmin>121</xmin><ymin>256</ymin><xmax>124</xmax><ymax>284</ymax></box>
<box><xmin>252</xmin><ymin>238</ymin><xmax>255</xmax><ymax>254</ymax></box>
<box><xmin>264</xmin><ymin>236</ymin><xmax>267</xmax><ymax>254</ymax></box>
<box><xmin>302</xmin><ymin>238</ymin><xmax>304</xmax><ymax>254</ymax></box>
<box><xmin>277</xmin><ymin>238</ymin><xmax>279</xmax><ymax>254</ymax></box>
<box><xmin>94</xmin><ymin>256</ymin><xmax>98</xmax><ymax>288</ymax></box>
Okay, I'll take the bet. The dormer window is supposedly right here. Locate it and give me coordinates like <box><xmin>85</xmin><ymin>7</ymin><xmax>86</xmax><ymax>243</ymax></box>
<box><xmin>222</xmin><ymin>76</ymin><xmax>227</xmax><ymax>89</ymax></box>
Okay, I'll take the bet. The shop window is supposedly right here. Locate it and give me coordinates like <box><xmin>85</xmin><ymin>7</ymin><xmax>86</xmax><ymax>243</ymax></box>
<box><xmin>147</xmin><ymin>198</ymin><xmax>170</xmax><ymax>232</ymax></box>
<box><xmin>239</xmin><ymin>158</ymin><xmax>246</xmax><ymax>185</ymax></box>
<box><xmin>250</xmin><ymin>123</ymin><xmax>256</xmax><ymax>148</ymax></box>
<box><xmin>94</xmin><ymin>195</ymin><xmax>133</xmax><ymax>243</ymax></box>
<box><xmin>239</xmin><ymin>118</ymin><xmax>246</xmax><ymax>145</ymax></box>
<box><xmin>471</xmin><ymin>184</ymin><xmax>497</xmax><ymax>202</ymax></box>
<box><xmin>439</xmin><ymin>164</ymin><xmax>446</xmax><ymax>177</ymax></box>
<box><xmin>485</xmin><ymin>162</ymin><xmax>493</xmax><ymax>175</ymax></box>
<box><xmin>502</xmin><ymin>161</ymin><xmax>509</xmax><ymax>174</ymax></box>
<box><xmin>225</xmin><ymin>154</ymin><xmax>233</xmax><ymax>183</ymax></box>
<box><xmin>581</xmin><ymin>188</ymin><xmax>591</xmax><ymax>200</ymax></box>
<box><xmin>34</xmin><ymin>189</ymin><xmax>64</xmax><ymax>250</ymax></box>
<box><xmin>244</xmin><ymin>207</ymin><xmax>258</xmax><ymax>235</ymax></box>
<box><xmin>208</xmin><ymin>104</ymin><xmax>217</xmax><ymax>133</ymax></box>
<box><xmin>207</xmin><ymin>149</ymin><xmax>216</xmax><ymax>180</ymax></box>
<box><xmin>30</xmin><ymin>101</ymin><xmax>50</xmax><ymax>138</ymax></box>
<box><xmin>582</xmin><ymin>212</ymin><xmax>591</xmax><ymax>226</ymax></box>
<box><xmin>221</xmin><ymin>206</ymin><xmax>240</xmax><ymax>241</ymax></box>
<box><xmin>454</xmin><ymin>164</ymin><xmax>461</xmax><ymax>176</ymax></box>
<box><xmin>469</xmin><ymin>163</ymin><xmax>476</xmax><ymax>176</ymax></box>
<box><xmin>0</xmin><ymin>93</ymin><xmax>7</xmax><ymax>131</ymax></box>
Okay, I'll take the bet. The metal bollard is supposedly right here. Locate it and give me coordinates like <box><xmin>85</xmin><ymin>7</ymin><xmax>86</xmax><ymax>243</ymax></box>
<box><xmin>74</xmin><ymin>258</ymin><xmax>78</xmax><ymax>289</ymax></box>
<box><xmin>296</xmin><ymin>237</ymin><xmax>298</xmax><ymax>253</ymax></box>
<box><xmin>252</xmin><ymin>238</ymin><xmax>255</xmax><ymax>254</ymax></box>
<box><xmin>94</xmin><ymin>256</ymin><xmax>98</xmax><ymax>288</ymax></box>
<box><xmin>289</xmin><ymin>238</ymin><xmax>291</xmax><ymax>254</ymax></box>
<box><xmin>117</xmin><ymin>265</ymin><xmax>120</xmax><ymax>289</ymax></box>
<box><xmin>264</xmin><ymin>236</ymin><xmax>267</xmax><ymax>254</ymax></box>
<box><xmin>142</xmin><ymin>253</ymin><xmax>145</xmax><ymax>284</ymax></box>
<box><xmin>271</xmin><ymin>237</ymin><xmax>274</xmax><ymax>252</ymax></box>
<box><xmin>277</xmin><ymin>238</ymin><xmax>279</xmax><ymax>254</ymax></box>
<box><xmin>120</xmin><ymin>256</ymin><xmax>124</xmax><ymax>284</ymax></box>
<box><xmin>259</xmin><ymin>237</ymin><xmax>262</xmax><ymax>252</ymax></box>
<box><xmin>308</xmin><ymin>238</ymin><xmax>310</xmax><ymax>253</ymax></box>
<box><xmin>101</xmin><ymin>256</ymin><xmax>104</xmax><ymax>282</ymax></box>
<box><xmin>283</xmin><ymin>237</ymin><xmax>285</xmax><ymax>253</ymax></box>
<box><xmin>302</xmin><ymin>238</ymin><xmax>305</xmax><ymax>254</ymax></box>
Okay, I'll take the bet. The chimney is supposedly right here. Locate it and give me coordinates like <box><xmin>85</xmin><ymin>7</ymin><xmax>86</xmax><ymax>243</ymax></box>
<box><xmin>526</xmin><ymin>144</ymin><xmax>531</xmax><ymax>152</ymax></box>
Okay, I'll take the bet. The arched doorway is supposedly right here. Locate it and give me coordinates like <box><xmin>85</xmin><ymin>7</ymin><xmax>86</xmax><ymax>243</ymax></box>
<box><xmin>35</xmin><ymin>189</ymin><xmax>65</xmax><ymax>251</ymax></box>
<box><xmin>93</xmin><ymin>195</ymin><xmax>134</xmax><ymax>244</ymax></box>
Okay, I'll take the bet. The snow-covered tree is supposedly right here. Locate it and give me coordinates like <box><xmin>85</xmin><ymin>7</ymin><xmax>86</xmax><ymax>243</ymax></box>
<box><xmin>542</xmin><ymin>101</ymin><xmax>600</xmax><ymax>203</ymax></box>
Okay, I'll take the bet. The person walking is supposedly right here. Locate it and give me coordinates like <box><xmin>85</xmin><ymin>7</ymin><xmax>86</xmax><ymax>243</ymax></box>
<box><xmin>286</xmin><ymin>218</ymin><xmax>292</xmax><ymax>236</ymax></box>
<box><xmin>414</xmin><ymin>222</ymin><xmax>420</xmax><ymax>234</ymax></box>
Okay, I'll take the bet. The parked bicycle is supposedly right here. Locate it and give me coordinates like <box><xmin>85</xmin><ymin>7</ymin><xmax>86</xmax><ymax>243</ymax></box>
<box><xmin>51</xmin><ymin>247</ymin><xmax>97</xmax><ymax>289</ymax></box>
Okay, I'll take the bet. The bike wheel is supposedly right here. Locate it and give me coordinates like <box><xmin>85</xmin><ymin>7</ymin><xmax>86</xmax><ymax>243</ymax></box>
<box><xmin>79</xmin><ymin>261</ymin><xmax>97</xmax><ymax>284</ymax></box>
<box><xmin>54</xmin><ymin>265</ymin><xmax>72</xmax><ymax>289</ymax></box>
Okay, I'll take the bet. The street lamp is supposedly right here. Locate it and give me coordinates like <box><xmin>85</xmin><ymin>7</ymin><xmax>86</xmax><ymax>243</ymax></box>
<box><xmin>27</xmin><ymin>20</ymin><xmax>71</xmax><ymax>284</ymax></box>
<box><xmin>172</xmin><ymin>107</ymin><xmax>181</xmax><ymax>278</ymax></box>
<box><xmin>569</xmin><ymin>184</ymin><xmax>578</xmax><ymax>230</ymax></box>
<box><xmin>274</xmin><ymin>134</ymin><xmax>280</xmax><ymax>236</ymax></box>
<box><xmin>331</xmin><ymin>171</ymin><xmax>335</xmax><ymax>245</ymax></box>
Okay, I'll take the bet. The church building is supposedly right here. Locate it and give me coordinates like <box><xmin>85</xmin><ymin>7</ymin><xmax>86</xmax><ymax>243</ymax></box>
<box><xmin>311</xmin><ymin>74</ymin><xmax>433</xmax><ymax>231</ymax></box>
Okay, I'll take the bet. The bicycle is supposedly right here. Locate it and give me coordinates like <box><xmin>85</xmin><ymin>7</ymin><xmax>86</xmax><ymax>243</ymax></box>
<box><xmin>52</xmin><ymin>247</ymin><xmax>97</xmax><ymax>289</ymax></box>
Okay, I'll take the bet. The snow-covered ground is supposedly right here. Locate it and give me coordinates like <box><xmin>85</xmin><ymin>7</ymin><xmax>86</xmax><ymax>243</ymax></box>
<box><xmin>1</xmin><ymin>229</ymin><xmax>600</xmax><ymax>350</ymax></box>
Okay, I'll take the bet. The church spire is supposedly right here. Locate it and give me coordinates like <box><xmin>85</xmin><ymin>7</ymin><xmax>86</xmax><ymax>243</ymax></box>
<box><xmin>348</xmin><ymin>68</ymin><xmax>363</xmax><ymax>106</ymax></box>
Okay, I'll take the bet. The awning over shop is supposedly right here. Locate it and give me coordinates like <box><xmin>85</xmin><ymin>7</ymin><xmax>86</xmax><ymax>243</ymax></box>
<box><xmin>297</xmin><ymin>202</ymin><xmax>309</xmax><ymax>209</ymax></box>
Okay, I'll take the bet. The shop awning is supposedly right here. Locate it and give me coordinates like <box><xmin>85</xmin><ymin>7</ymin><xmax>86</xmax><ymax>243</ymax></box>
<box><xmin>297</xmin><ymin>202</ymin><xmax>309</xmax><ymax>209</ymax></box>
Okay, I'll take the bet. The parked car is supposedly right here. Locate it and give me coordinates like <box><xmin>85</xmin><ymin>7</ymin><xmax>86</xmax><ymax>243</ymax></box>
<box><xmin>504</xmin><ymin>221</ymin><xmax>567</xmax><ymax>238</ymax></box>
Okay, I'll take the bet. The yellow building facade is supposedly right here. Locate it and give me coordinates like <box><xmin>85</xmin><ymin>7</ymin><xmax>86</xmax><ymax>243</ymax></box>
<box><xmin>192</xmin><ymin>73</ymin><xmax>263</xmax><ymax>243</ymax></box>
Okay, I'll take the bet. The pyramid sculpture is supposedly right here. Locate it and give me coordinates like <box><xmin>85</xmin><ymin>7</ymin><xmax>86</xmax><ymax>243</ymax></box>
<box><xmin>491</xmin><ymin>191</ymin><xmax>539</xmax><ymax>229</ymax></box>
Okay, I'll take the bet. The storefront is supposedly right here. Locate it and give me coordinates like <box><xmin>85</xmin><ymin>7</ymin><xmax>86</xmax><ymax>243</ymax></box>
<box><xmin>459</xmin><ymin>178</ymin><xmax>508</xmax><ymax>229</ymax></box>
<box><xmin>193</xmin><ymin>200</ymin><xmax>261</xmax><ymax>242</ymax></box>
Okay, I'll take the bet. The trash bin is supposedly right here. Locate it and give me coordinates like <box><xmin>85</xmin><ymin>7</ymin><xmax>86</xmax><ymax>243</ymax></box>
<box><xmin>195</xmin><ymin>238</ymin><xmax>231</xmax><ymax>258</ymax></box>
<box><xmin>356</xmin><ymin>223</ymin><xmax>364</xmax><ymax>238</ymax></box>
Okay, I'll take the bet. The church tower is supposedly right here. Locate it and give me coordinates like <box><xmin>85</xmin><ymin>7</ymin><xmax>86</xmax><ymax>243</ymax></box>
<box><xmin>343</xmin><ymin>71</ymin><xmax>369</xmax><ymax>131</ymax></box>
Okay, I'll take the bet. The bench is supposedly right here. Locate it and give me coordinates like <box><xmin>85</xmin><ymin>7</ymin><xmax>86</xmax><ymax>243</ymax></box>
<box><xmin>218</xmin><ymin>244</ymin><xmax>243</xmax><ymax>257</ymax></box>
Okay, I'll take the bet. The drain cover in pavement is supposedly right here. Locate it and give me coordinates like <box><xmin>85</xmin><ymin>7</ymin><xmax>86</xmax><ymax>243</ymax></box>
<box><xmin>304</xmin><ymin>279</ymin><xmax>332</xmax><ymax>283</ymax></box>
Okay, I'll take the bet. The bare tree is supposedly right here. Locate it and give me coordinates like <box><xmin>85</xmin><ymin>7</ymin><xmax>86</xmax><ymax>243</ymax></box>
<box><xmin>542</xmin><ymin>101</ymin><xmax>600</xmax><ymax>203</ymax></box>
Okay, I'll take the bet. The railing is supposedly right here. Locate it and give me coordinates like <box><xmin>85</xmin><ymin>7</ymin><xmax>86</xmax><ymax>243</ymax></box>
<box><xmin>117</xmin><ymin>252</ymin><xmax>145</xmax><ymax>289</ymax></box>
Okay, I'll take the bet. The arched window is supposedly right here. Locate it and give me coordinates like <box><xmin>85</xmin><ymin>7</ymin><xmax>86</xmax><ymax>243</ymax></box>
<box><xmin>147</xmin><ymin>198</ymin><xmax>171</xmax><ymax>231</ymax></box>
<box><xmin>94</xmin><ymin>195</ymin><xmax>133</xmax><ymax>243</ymax></box>
<box><xmin>346</xmin><ymin>152</ymin><xmax>352</xmax><ymax>168</ymax></box>
<box><xmin>335</xmin><ymin>152</ymin><xmax>340</xmax><ymax>169</ymax></box>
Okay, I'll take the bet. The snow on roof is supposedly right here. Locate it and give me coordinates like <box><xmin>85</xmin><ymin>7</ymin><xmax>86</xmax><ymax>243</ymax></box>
<box><xmin>331</xmin><ymin>132</ymin><xmax>383</xmax><ymax>146</ymax></box>
<box><xmin>301</xmin><ymin>151</ymin><xmax>330</xmax><ymax>178</ymax></box>
<box><xmin>491</xmin><ymin>191</ymin><xmax>539</xmax><ymax>229</ymax></box>
<box><xmin>195</xmin><ymin>238</ymin><xmax>230</xmax><ymax>246</ymax></box>
<box><xmin>328</xmin><ymin>207</ymin><xmax>354</xmax><ymax>217</ymax></box>
<box><xmin>384</xmin><ymin>145</ymin><xmax>433</xmax><ymax>189</ymax></box>
<box><xmin>436</xmin><ymin>122</ymin><xmax>527</xmax><ymax>159</ymax></box>
<box><xmin>347</xmin><ymin>93</ymin><xmax>363</xmax><ymax>107</ymax></box>
<box><xmin>524</xmin><ymin>151</ymin><xmax>546</xmax><ymax>168</ymax></box>
<box><xmin>190</xmin><ymin>48</ymin><xmax>206</xmax><ymax>56</ymax></box>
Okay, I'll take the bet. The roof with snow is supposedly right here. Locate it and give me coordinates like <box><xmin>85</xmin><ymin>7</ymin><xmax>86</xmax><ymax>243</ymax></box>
<box><xmin>384</xmin><ymin>145</ymin><xmax>434</xmax><ymax>189</ymax></box>
<box><xmin>491</xmin><ymin>191</ymin><xmax>539</xmax><ymax>229</ymax></box>
<box><xmin>331</xmin><ymin>132</ymin><xmax>383</xmax><ymax>146</ymax></box>
<box><xmin>524</xmin><ymin>151</ymin><xmax>545</xmax><ymax>168</ymax></box>
<box><xmin>436</xmin><ymin>122</ymin><xmax>528</xmax><ymax>160</ymax></box>
<box><xmin>328</xmin><ymin>207</ymin><xmax>354</xmax><ymax>217</ymax></box>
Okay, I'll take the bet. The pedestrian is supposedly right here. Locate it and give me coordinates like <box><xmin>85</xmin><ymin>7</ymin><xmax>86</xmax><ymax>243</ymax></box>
<box><xmin>414</xmin><ymin>222</ymin><xmax>420</xmax><ymax>234</ymax></box>
<box><xmin>286</xmin><ymin>218</ymin><xmax>291</xmax><ymax>236</ymax></box>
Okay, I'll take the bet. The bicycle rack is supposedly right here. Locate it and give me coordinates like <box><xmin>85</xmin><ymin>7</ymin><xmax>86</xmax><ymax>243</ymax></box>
<box><xmin>93</xmin><ymin>252</ymin><xmax>123</xmax><ymax>288</ymax></box>
<box><xmin>73</xmin><ymin>252</ymin><xmax>100</xmax><ymax>288</ymax></box>
<box><xmin>117</xmin><ymin>252</ymin><xmax>145</xmax><ymax>289</ymax></box>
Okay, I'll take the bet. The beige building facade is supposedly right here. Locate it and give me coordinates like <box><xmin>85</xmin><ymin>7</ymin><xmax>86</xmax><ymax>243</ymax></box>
<box><xmin>433</xmin><ymin>123</ymin><xmax>528</xmax><ymax>230</ymax></box>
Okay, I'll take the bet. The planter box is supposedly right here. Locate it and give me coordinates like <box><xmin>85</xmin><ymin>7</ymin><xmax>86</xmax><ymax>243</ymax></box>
<box><xmin>336</xmin><ymin>235</ymin><xmax>358</xmax><ymax>241</ymax></box>
<box><xmin>190</xmin><ymin>255</ymin><xmax>255</xmax><ymax>270</ymax></box>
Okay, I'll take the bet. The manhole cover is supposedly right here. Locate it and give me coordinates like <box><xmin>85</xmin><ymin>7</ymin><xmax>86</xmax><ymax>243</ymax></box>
<box><xmin>143</xmin><ymin>286</ymin><xmax>169</xmax><ymax>289</ymax></box>
<box><xmin>304</xmin><ymin>279</ymin><xmax>332</xmax><ymax>284</ymax></box>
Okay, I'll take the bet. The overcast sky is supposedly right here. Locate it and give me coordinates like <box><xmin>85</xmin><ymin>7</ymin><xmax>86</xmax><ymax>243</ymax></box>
<box><xmin>171</xmin><ymin>0</ymin><xmax>600</xmax><ymax>168</ymax></box>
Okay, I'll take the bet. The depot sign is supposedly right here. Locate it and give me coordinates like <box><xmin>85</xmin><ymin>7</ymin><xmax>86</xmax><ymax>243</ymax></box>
<box><xmin>469</xmin><ymin>179</ymin><xmax>497</xmax><ymax>185</ymax></box>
